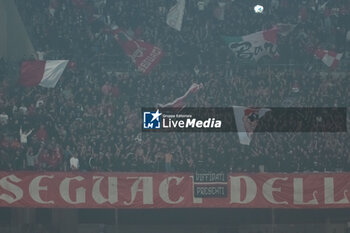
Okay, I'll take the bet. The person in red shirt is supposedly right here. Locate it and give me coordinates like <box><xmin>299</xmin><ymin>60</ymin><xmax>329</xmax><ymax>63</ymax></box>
<box><xmin>299</xmin><ymin>5</ymin><xmax>307</xmax><ymax>22</ymax></box>
<box><xmin>38</xmin><ymin>148</ymin><xmax>50</xmax><ymax>170</ymax></box>
<box><xmin>35</xmin><ymin>125</ymin><xmax>47</xmax><ymax>141</ymax></box>
<box><xmin>10</xmin><ymin>137</ymin><xmax>21</xmax><ymax>151</ymax></box>
<box><xmin>27</xmin><ymin>104</ymin><xmax>36</xmax><ymax>116</ymax></box>
<box><xmin>111</xmin><ymin>85</ymin><xmax>119</xmax><ymax>98</ymax></box>
<box><xmin>0</xmin><ymin>136</ymin><xmax>10</xmax><ymax>149</ymax></box>
<box><xmin>48</xmin><ymin>146</ymin><xmax>63</xmax><ymax>170</ymax></box>
<box><xmin>101</xmin><ymin>81</ymin><xmax>112</xmax><ymax>96</ymax></box>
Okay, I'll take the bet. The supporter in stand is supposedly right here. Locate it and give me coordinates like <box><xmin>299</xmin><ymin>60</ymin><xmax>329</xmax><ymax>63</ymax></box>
<box><xmin>19</xmin><ymin>127</ymin><xmax>33</xmax><ymax>145</ymax></box>
<box><xmin>25</xmin><ymin>146</ymin><xmax>40</xmax><ymax>170</ymax></box>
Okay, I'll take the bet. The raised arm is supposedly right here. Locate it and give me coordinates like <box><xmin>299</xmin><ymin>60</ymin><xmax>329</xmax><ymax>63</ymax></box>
<box><xmin>25</xmin><ymin>129</ymin><xmax>34</xmax><ymax>137</ymax></box>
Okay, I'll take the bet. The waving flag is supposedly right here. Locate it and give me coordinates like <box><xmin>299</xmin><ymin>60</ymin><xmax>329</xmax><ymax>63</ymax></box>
<box><xmin>19</xmin><ymin>60</ymin><xmax>69</xmax><ymax>88</ymax></box>
<box><xmin>222</xmin><ymin>28</ymin><xmax>279</xmax><ymax>61</ymax></box>
<box><xmin>314</xmin><ymin>49</ymin><xmax>343</xmax><ymax>69</ymax></box>
<box><xmin>166</xmin><ymin>0</ymin><xmax>186</xmax><ymax>31</ymax></box>
<box><xmin>233</xmin><ymin>106</ymin><xmax>271</xmax><ymax>145</ymax></box>
<box><xmin>157</xmin><ymin>83</ymin><xmax>203</xmax><ymax>111</ymax></box>
<box><xmin>111</xmin><ymin>26</ymin><xmax>164</xmax><ymax>74</ymax></box>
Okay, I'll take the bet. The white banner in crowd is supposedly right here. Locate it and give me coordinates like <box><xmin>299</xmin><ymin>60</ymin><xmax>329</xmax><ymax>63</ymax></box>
<box><xmin>233</xmin><ymin>106</ymin><xmax>271</xmax><ymax>145</ymax></box>
<box><xmin>166</xmin><ymin>0</ymin><xmax>186</xmax><ymax>31</ymax></box>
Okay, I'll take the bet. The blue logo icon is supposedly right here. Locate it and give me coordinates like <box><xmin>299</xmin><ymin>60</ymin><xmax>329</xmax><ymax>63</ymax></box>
<box><xmin>143</xmin><ymin>109</ymin><xmax>162</xmax><ymax>129</ymax></box>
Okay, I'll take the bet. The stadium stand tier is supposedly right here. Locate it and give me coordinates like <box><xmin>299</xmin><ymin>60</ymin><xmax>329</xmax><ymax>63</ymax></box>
<box><xmin>0</xmin><ymin>0</ymin><xmax>350</xmax><ymax>232</ymax></box>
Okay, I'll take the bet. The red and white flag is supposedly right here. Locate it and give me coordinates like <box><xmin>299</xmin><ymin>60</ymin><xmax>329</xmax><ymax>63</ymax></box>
<box><xmin>19</xmin><ymin>60</ymin><xmax>69</xmax><ymax>88</ymax></box>
<box><xmin>233</xmin><ymin>106</ymin><xmax>270</xmax><ymax>145</ymax></box>
<box><xmin>314</xmin><ymin>49</ymin><xmax>343</xmax><ymax>69</ymax></box>
<box><xmin>111</xmin><ymin>26</ymin><xmax>164</xmax><ymax>74</ymax></box>
<box><xmin>157</xmin><ymin>83</ymin><xmax>203</xmax><ymax>110</ymax></box>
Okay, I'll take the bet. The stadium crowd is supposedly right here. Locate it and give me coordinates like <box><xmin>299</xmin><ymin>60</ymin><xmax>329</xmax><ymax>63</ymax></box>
<box><xmin>0</xmin><ymin>0</ymin><xmax>350</xmax><ymax>173</ymax></box>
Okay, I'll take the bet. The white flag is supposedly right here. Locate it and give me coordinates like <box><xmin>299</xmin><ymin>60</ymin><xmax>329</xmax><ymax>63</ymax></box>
<box><xmin>157</xmin><ymin>83</ymin><xmax>203</xmax><ymax>109</ymax></box>
<box><xmin>166</xmin><ymin>0</ymin><xmax>186</xmax><ymax>31</ymax></box>
<box><xmin>222</xmin><ymin>28</ymin><xmax>279</xmax><ymax>61</ymax></box>
<box><xmin>233</xmin><ymin>106</ymin><xmax>271</xmax><ymax>145</ymax></box>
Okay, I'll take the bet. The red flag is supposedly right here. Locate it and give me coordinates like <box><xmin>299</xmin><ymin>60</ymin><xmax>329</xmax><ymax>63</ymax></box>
<box><xmin>111</xmin><ymin>26</ymin><xmax>164</xmax><ymax>74</ymax></box>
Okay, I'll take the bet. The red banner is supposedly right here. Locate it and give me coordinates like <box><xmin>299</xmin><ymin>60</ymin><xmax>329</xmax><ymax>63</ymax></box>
<box><xmin>111</xmin><ymin>27</ymin><xmax>164</xmax><ymax>74</ymax></box>
<box><xmin>1</xmin><ymin>172</ymin><xmax>350</xmax><ymax>209</ymax></box>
